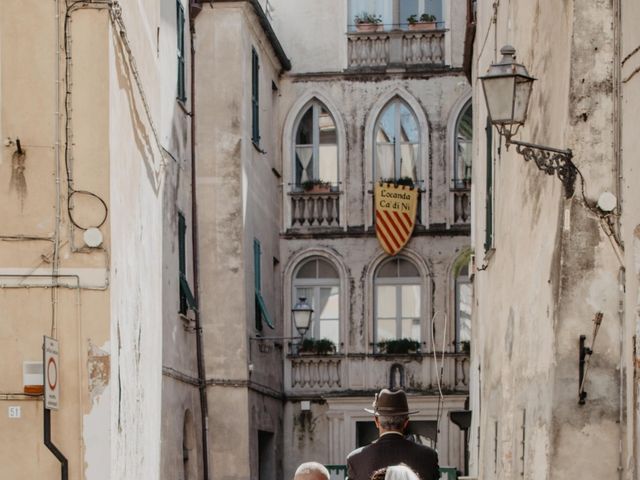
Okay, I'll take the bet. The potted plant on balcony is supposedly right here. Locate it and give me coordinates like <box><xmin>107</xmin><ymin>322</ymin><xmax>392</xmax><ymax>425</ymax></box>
<box><xmin>407</xmin><ymin>13</ymin><xmax>437</xmax><ymax>30</ymax></box>
<box><xmin>380</xmin><ymin>176</ymin><xmax>415</xmax><ymax>188</ymax></box>
<box><xmin>301</xmin><ymin>179</ymin><xmax>332</xmax><ymax>193</ymax></box>
<box><xmin>354</xmin><ymin>12</ymin><xmax>383</xmax><ymax>32</ymax></box>
<box><xmin>299</xmin><ymin>338</ymin><xmax>337</xmax><ymax>355</ymax></box>
<box><xmin>377</xmin><ymin>338</ymin><xmax>421</xmax><ymax>354</ymax></box>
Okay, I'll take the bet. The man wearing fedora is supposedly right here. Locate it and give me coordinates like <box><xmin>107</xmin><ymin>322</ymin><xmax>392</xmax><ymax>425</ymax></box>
<box><xmin>346</xmin><ymin>388</ymin><xmax>439</xmax><ymax>480</ymax></box>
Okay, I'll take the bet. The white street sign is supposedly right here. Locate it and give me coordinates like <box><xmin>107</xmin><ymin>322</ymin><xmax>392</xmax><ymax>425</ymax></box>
<box><xmin>8</xmin><ymin>406</ymin><xmax>21</xmax><ymax>418</ymax></box>
<box><xmin>44</xmin><ymin>336</ymin><xmax>59</xmax><ymax>410</ymax></box>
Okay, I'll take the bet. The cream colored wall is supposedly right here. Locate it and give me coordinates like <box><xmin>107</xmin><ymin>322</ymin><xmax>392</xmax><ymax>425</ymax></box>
<box><xmin>621</xmin><ymin>0</ymin><xmax>640</xmax><ymax>476</ymax></box>
<box><xmin>1</xmin><ymin>1</ymin><xmax>200</xmax><ymax>479</ymax></box>
<box><xmin>470</xmin><ymin>1</ymin><xmax>622</xmax><ymax>479</ymax></box>
<box><xmin>269</xmin><ymin>0</ymin><xmax>466</xmax><ymax>72</ymax></box>
<box><xmin>0</xmin><ymin>3</ymin><xmax>111</xmax><ymax>479</ymax></box>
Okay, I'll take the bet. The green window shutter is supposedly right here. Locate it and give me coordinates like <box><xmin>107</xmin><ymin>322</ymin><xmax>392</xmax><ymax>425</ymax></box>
<box><xmin>484</xmin><ymin>117</ymin><xmax>493</xmax><ymax>252</ymax></box>
<box><xmin>176</xmin><ymin>1</ymin><xmax>186</xmax><ymax>101</ymax></box>
<box><xmin>253</xmin><ymin>239</ymin><xmax>274</xmax><ymax>330</ymax></box>
<box><xmin>256</xmin><ymin>291</ymin><xmax>275</xmax><ymax>330</ymax></box>
<box><xmin>178</xmin><ymin>212</ymin><xmax>196</xmax><ymax>313</ymax></box>
<box><xmin>251</xmin><ymin>48</ymin><xmax>260</xmax><ymax>144</ymax></box>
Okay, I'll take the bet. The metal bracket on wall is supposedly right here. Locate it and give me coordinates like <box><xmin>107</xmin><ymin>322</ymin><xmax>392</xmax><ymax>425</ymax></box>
<box><xmin>578</xmin><ymin>312</ymin><xmax>604</xmax><ymax>405</ymax></box>
<box><xmin>578</xmin><ymin>335</ymin><xmax>591</xmax><ymax>404</ymax></box>
<box><xmin>509</xmin><ymin>139</ymin><xmax>577</xmax><ymax>198</ymax></box>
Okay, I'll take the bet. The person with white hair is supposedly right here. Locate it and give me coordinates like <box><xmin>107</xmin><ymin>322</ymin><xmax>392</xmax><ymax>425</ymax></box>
<box><xmin>293</xmin><ymin>461</ymin><xmax>331</xmax><ymax>480</ymax></box>
<box><xmin>370</xmin><ymin>464</ymin><xmax>421</xmax><ymax>480</ymax></box>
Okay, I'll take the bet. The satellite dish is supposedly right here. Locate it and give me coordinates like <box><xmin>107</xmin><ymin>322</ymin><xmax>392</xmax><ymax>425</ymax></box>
<box><xmin>83</xmin><ymin>227</ymin><xmax>103</xmax><ymax>248</ymax></box>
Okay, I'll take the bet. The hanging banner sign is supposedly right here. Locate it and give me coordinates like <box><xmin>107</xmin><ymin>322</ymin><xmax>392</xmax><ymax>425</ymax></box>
<box><xmin>43</xmin><ymin>336</ymin><xmax>59</xmax><ymax>410</ymax></box>
<box><xmin>374</xmin><ymin>182</ymin><xmax>418</xmax><ymax>256</ymax></box>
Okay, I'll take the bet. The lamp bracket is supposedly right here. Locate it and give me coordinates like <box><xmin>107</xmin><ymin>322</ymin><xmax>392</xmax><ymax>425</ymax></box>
<box><xmin>507</xmin><ymin>139</ymin><xmax>577</xmax><ymax>198</ymax></box>
<box><xmin>250</xmin><ymin>335</ymin><xmax>301</xmax><ymax>342</ymax></box>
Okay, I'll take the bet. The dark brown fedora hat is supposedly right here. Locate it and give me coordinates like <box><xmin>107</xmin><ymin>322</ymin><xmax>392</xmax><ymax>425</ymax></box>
<box><xmin>364</xmin><ymin>388</ymin><xmax>419</xmax><ymax>416</ymax></box>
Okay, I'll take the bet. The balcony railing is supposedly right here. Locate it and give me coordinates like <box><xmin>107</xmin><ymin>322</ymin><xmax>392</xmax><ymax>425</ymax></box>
<box><xmin>289</xmin><ymin>190</ymin><xmax>341</xmax><ymax>228</ymax></box>
<box><xmin>347</xmin><ymin>29</ymin><xmax>446</xmax><ymax>69</ymax></box>
<box><xmin>290</xmin><ymin>355</ymin><xmax>343</xmax><ymax>390</ymax></box>
<box><xmin>451</xmin><ymin>185</ymin><xmax>471</xmax><ymax>225</ymax></box>
<box><xmin>285</xmin><ymin>352</ymin><xmax>469</xmax><ymax>395</ymax></box>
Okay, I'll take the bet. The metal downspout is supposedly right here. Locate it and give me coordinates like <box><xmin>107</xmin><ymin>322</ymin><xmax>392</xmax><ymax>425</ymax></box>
<box><xmin>189</xmin><ymin>13</ymin><xmax>210</xmax><ymax>480</ymax></box>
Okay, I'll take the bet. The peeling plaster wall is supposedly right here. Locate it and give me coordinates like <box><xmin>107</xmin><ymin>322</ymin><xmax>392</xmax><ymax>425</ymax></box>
<box><xmin>275</xmin><ymin>32</ymin><xmax>472</xmax><ymax>480</ymax></box>
<box><xmin>621</xmin><ymin>0</ymin><xmax>640</xmax><ymax>476</ymax></box>
<box><xmin>108</xmin><ymin>0</ymin><xmax>172</xmax><ymax>477</ymax></box>
<box><xmin>470</xmin><ymin>1</ymin><xmax>623</xmax><ymax>479</ymax></box>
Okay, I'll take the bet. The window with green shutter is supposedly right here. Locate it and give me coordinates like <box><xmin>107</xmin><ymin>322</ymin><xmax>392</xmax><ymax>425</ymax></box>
<box><xmin>254</xmin><ymin>239</ymin><xmax>274</xmax><ymax>330</ymax></box>
<box><xmin>251</xmin><ymin>48</ymin><xmax>260</xmax><ymax>144</ymax></box>
<box><xmin>484</xmin><ymin>117</ymin><xmax>494</xmax><ymax>252</ymax></box>
<box><xmin>179</xmin><ymin>212</ymin><xmax>196</xmax><ymax>314</ymax></box>
<box><xmin>176</xmin><ymin>1</ymin><xmax>186</xmax><ymax>102</ymax></box>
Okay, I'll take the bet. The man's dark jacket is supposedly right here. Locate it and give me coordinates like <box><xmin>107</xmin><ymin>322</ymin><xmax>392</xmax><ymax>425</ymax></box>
<box><xmin>346</xmin><ymin>433</ymin><xmax>439</xmax><ymax>480</ymax></box>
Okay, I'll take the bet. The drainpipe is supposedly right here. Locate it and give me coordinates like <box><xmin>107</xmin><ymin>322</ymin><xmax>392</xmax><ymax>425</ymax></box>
<box><xmin>189</xmin><ymin>10</ymin><xmax>210</xmax><ymax>480</ymax></box>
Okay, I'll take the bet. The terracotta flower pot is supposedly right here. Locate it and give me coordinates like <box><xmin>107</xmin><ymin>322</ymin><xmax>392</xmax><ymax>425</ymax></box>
<box><xmin>356</xmin><ymin>23</ymin><xmax>383</xmax><ymax>32</ymax></box>
<box><xmin>408</xmin><ymin>21</ymin><xmax>437</xmax><ymax>31</ymax></box>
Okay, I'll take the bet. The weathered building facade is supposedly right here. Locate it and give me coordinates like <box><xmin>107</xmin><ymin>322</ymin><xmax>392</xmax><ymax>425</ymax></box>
<box><xmin>270</xmin><ymin>1</ymin><xmax>472</xmax><ymax>477</ymax></box>
<box><xmin>0</xmin><ymin>1</ymin><xmax>204</xmax><ymax>479</ymax></box>
<box><xmin>468</xmin><ymin>0</ymin><xmax>640</xmax><ymax>479</ymax></box>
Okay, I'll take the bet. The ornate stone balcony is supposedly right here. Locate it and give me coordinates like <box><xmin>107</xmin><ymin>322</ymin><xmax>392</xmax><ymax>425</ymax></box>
<box><xmin>289</xmin><ymin>190</ymin><xmax>341</xmax><ymax>228</ymax></box>
<box><xmin>451</xmin><ymin>186</ymin><xmax>471</xmax><ymax>225</ymax></box>
<box><xmin>285</xmin><ymin>352</ymin><xmax>469</xmax><ymax>395</ymax></box>
<box><xmin>347</xmin><ymin>29</ymin><xmax>446</xmax><ymax>70</ymax></box>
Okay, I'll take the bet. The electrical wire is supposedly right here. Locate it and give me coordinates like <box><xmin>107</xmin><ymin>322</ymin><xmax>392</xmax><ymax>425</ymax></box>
<box><xmin>63</xmin><ymin>0</ymin><xmax>110</xmax><ymax>231</ymax></box>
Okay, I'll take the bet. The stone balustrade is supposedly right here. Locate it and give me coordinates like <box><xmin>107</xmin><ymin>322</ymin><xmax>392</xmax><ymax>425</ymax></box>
<box><xmin>348</xmin><ymin>29</ymin><xmax>445</xmax><ymax>69</ymax></box>
<box><xmin>452</xmin><ymin>187</ymin><xmax>471</xmax><ymax>225</ymax></box>
<box><xmin>290</xmin><ymin>356</ymin><xmax>342</xmax><ymax>390</ymax></box>
<box><xmin>285</xmin><ymin>352</ymin><xmax>469</xmax><ymax>395</ymax></box>
<box><xmin>290</xmin><ymin>191</ymin><xmax>341</xmax><ymax>228</ymax></box>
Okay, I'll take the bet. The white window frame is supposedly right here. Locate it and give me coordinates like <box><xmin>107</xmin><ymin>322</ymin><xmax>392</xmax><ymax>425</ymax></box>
<box><xmin>293</xmin><ymin>101</ymin><xmax>338</xmax><ymax>186</ymax></box>
<box><xmin>293</xmin><ymin>261</ymin><xmax>341</xmax><ymax>347</ymax></box>
<box><xmin>373</xmin><ymin>99</ymin><xmax>421</xmax><ymax>182</ymax></box>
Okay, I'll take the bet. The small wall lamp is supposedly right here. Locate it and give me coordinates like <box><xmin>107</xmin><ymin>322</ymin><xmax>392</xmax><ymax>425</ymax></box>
<box><xmin>251</xmin><ymin>297</ymin><xmax>314</xmax><ymax>343</ymax></box>
<box><xmin>480</xmin><ymin>45</ymin><xmax>577</xmax><ymax>198</ymax></box>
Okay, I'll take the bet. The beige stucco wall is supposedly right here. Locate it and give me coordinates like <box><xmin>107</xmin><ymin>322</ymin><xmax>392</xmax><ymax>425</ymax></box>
<box><xmin>195</xmin><ymin>4</ymin><xmax>285</xmax><ymax>479</ymax></box>
<box><xmin>470</xmin><ymin>1</ymin><xmax>624</xmax><ymax>479</ymax></box>
<box><xmin>1</xmin><ymin>1</ymin><xmax>201</xmax><ymax>479</ymax></box>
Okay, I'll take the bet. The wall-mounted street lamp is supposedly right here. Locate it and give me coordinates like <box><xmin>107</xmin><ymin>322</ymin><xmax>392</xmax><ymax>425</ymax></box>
<box><xmin>480</xmin><ymin>45</ymin><xmax>577</xmax><ymax>198</ymax></box>
<box><xmin>250</xmin><ymin>297</ymin><xmax>314</xmax><ymax>344</ymax></box>
<box><xmin>291</xmin><ymin>297</ymin><xmax>313</xmax><ymax>338</ymax></box>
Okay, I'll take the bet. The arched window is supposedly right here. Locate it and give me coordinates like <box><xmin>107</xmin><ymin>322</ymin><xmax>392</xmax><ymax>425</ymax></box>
<box><xmin>453</xmin><ymin>101</ymin><xmax>472</xmax><ymax>187</ymax></box>
<box><xmin>455</xmin><ymin>264</ymin><xmax>471</xmax><ymax>352</ymax></box>
<box><xmin>374</xmin><ymin>257</ymin><xmax>421</xmax><ymax>343</ymax></box>
<box><xmin>293</xmin><ymin>258</ymin><xmax>340</xmax><ymax>347</ymax></box>
<box><xmin>294</xmin><ymin>101</ymin><xmax>338</xmax><ymax>188</ymax></box>
<box><xmin>374</xmin><ymin>99</ymin><xmax>420</xmax><ymax>183</ymax></box>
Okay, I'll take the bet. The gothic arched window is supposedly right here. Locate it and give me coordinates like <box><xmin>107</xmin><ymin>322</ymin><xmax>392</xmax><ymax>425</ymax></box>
<box><xmin>374</xmin><ymin>99</ymin><xmax>420</xmax><ymax>183</ymax></box>
<box><xmin>294</xmin><ymin>101</ymin><xmax>338</xmax><ymax>188</ymax></box>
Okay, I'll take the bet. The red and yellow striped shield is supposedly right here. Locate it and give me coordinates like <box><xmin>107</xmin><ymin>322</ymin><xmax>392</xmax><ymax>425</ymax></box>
<box><xmin>374</xmin><ymin>182</ymin><xmax>418</xmax><ymax>255</ymax></box>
